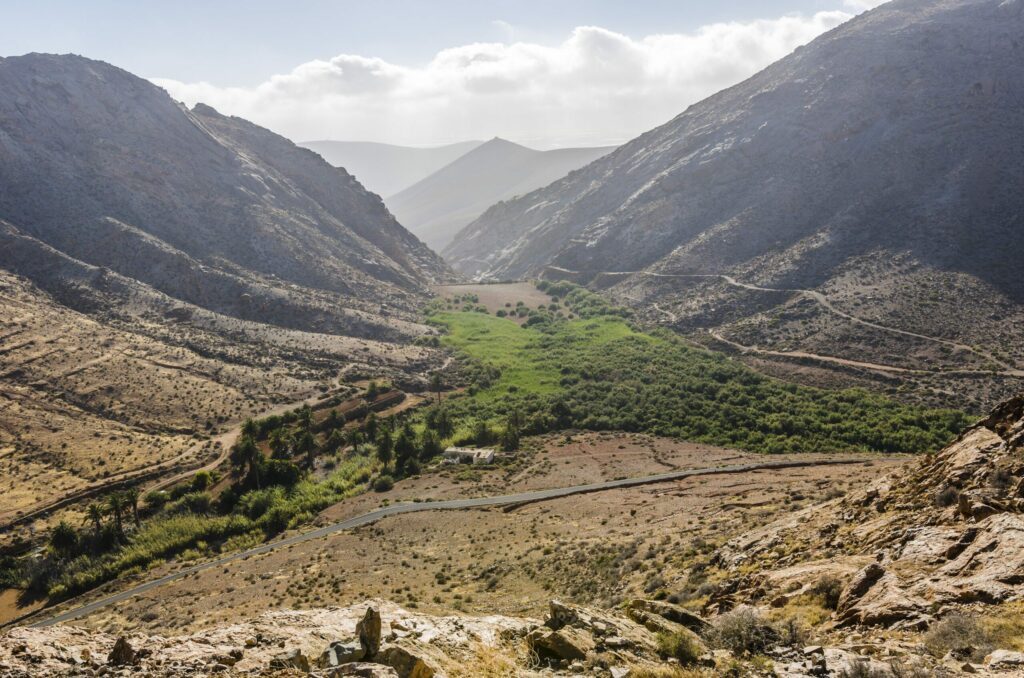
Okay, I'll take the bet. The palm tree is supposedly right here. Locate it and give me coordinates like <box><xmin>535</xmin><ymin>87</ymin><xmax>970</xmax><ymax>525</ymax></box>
<box><xmin>241</xmin><ymin>418</ymin><xmax>258</xmax><ymax>439</ymax></box>
<box><xmin>231</xmin><ymin>437</ymin><xmax>263</xmax><ymax>489</ymax></box>
<box><xmin>123</xmin><ymin>487</ymin><xmax>141</xmax><ymax>528</ymax></box>
<box><xmin>50</xmin><ymin>520</ymin><xmax>78</xmax><ymax>556</ymax></box>
<box><xmin>106</xmin><ymin>493</ymin><xmax>125</xmax><ymax>539</ymax></box>
<box><xmin>83</xmin><ymin>502</ymin><xmax>104</xmax><ymax>538</ymax></box>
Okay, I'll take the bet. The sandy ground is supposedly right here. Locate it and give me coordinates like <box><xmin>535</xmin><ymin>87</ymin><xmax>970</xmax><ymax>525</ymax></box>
<box><xmin>56</xmin><ymin>433</ymin><xmax>902</xmax><ymax>635</ymax></box>
<box><xmin>433</xmin><ymin>282</ymin><xmax>551</xmax><ymax>322</ymax></box>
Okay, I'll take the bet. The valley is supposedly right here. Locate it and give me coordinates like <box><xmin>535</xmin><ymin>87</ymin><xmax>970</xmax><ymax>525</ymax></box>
<box><xmin>2</xmin><ymin>1</ymin><xmax>1024</xmax><ymax>676</ymax></box>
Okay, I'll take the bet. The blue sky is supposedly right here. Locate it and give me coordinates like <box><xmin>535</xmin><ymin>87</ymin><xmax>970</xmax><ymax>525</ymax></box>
<box><xmin>1</xmin><ymin>0</ymin><xmax>882</xmax><ymax>146</ymax></box>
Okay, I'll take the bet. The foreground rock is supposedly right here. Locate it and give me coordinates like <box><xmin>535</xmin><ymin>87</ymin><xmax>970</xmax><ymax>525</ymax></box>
<box><xmin>707</xmin><ymin>396</ymin><xmax>1024</xmax><ymax>632</ymax></box>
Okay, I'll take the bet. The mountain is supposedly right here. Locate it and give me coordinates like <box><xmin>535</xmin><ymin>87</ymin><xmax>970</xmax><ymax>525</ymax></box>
<box><xmin>387</xmin><ymin>138</ymin><xmax>615</xmax><ymax>251</ymax></box>
<box><xmin>0</xmin><ymin>53</ymin><xmax>447</xmax><ymax>513</ymax></box>
<box><xmin>0</xmin><ymin>53</ymin><xmax>448</xmax><ymax>335</ymax></box>
<box><xmin>443</xmin><ymin>0</ymin><xmax>1024</xmax><ymax>411</ymax></box>
<box><xmin>298</xmin><ymin>139</ymin><xmax>482</xmax><ymax>197</ymax></box>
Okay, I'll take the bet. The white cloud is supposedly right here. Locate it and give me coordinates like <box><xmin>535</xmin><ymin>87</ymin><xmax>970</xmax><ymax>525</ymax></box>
<box><xmin>153</xmin><ymin>11</ymin><xmax>854</xmax><ymax>148</ymax></box>
<box><xmin>843</xmin><ymin>0</ymin><xmax>888</xmax><ymax>9</ymax></box>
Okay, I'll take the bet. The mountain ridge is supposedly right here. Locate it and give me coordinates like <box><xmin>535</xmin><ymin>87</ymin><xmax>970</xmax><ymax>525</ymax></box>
<box><xmin>298</xmin><ymin>139</ymin><xmax>483</xmax><ymax>197</ymax></box>
<box><xmin>389</xmin><ymin>136</ymin><xmax>615</xmax><ymax>251</ymax></box>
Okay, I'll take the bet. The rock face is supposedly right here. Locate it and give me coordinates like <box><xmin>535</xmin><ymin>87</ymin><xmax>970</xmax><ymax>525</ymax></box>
<box><xmin>708</xmin><ymin>394</ymin><xmax>1024</xmax><ymax>630</ymax></box>
<box><xmin>0</xmin><ymin>53</ymin><xmax>449</xmax><ymax>340</ymax></box>
<box><xmin>0</xmin><ymin>598</ymin><xmax>713</xmax><ymax>676</ymax></box>
<box><xmin>357</xmin><ymin>606</ymin><xmax>383</xmax><ymax>657</ymax></box>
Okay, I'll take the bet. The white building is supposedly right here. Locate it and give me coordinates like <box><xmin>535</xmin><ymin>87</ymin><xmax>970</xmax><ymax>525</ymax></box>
<box><xmin>443</xmin><ymin>446</ymin><xmax>495</xmax><ymax>465</ymax></box>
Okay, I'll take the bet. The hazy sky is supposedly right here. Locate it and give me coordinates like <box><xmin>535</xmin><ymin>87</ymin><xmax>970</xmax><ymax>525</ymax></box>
<box><xmin>1</xmin><ymin>0</ymin><xmax>886</xmax><ymax>147</ymax></box>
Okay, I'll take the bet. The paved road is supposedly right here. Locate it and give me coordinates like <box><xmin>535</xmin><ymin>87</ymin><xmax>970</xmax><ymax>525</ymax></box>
<box><xmin>23</xmin><ymin>457</ymin><xmax>874</xmax><ymax>628</ymax></box>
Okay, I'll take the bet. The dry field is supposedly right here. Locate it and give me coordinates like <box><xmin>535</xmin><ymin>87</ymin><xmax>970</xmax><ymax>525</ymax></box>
<box><xmin>433</xmin><ymin>282</ymin><xmax>551</xmax><ymax>322</ymax></box>
<box><xmin>59</xmin><ymin>432</ymin><xmax>902</xmax><ymax>635</ymax></box>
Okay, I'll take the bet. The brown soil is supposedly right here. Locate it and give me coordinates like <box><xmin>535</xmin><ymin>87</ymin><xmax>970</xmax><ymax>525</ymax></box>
<box><xmin>58</xmin><ymin>433</ymin><xmax>902</xmax><ymax>636</ymax></box>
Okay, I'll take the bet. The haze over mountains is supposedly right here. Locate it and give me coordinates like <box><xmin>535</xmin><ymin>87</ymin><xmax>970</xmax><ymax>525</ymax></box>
<box><xmin>298</xmin><ymin>139</ymin><xmax>482</xmax><ymax>197</ymax></box>
<box><xmin>387</xmin><ymin>138</ymin><xmax>616</xmax><ymax>251</ymax></box>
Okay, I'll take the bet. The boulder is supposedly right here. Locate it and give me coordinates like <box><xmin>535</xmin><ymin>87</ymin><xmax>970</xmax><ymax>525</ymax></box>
<box><xmin>375</xmin><ymin>645</ymin><xmax>436</xmax><ymax>678</ymax></box>
<box><xmin>107</xmin><ymin>637</ymin><xmax>135</xmax><ymax>666</ymax></box>
<box><xmin>270</xmin><ymin>648</ymin><xmax>311</xmax><ymax>672</ymax></box>
<box><xmin>836</xmin><ymin>562</ymin><xmax>885</xmax><ymax>614</ymax></box>
<box><xmin>526</xmin><ymin>626</ymin><xmax>596</xmax><ymax>663</ymax></box>
<box><xmin>357</xmin><ymin>607</ymin><xmax>383</xmax><ymax>657</ymax></box>
<box><xmin>626</xmin><ymin>599</ymin><xmax>710</xmax><ymax>633</ymax></box>
<box><xmin>320</xmin><ymin>640</ymin><xmax>366</xmax><ymax>668</ymax></box>
<box><xmin>987</xmin><ymin>649</ymin><xmax>1024</xmax><ymax>669</ymax></box>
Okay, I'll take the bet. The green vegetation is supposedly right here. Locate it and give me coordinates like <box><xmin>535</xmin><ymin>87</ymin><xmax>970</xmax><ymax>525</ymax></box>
<box><xmin>428</xmin><ymin>282</ymin><xmax>968</xmax><ymax>454</ymax></box>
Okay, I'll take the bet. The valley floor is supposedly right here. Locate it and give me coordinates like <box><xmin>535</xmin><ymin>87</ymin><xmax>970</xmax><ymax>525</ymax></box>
<box><xmin>35</xmin><ymin>433</ymin><xmax>897</xmax><ymax>635</ymax></box>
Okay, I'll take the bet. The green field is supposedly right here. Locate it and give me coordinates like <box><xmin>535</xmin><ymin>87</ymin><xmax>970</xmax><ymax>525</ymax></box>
<box><xmin>428</xmin><ymin>285</ymin><xmax>970</xmax><ymax>455</ymax></box>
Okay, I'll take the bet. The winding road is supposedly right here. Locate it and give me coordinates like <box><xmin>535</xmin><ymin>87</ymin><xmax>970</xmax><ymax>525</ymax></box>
<box><xmin>24</xmin><ymin>456</ymin><xmax>873</xmax><ymax>628</ymax></box>
<box><xmin>590</xmin><ymin>269</ymin><xmax>1024</xmax><ymax>378</ymax></box>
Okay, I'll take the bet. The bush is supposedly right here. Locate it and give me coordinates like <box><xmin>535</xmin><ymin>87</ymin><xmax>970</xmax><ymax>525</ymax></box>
<box><xmin>809</xmin><ymin>575</ymin><xmax>844</xmax><ymax>610</ymax></box>
<box><xmin>711</xmin><ymin>608</ymin><xmax>780</xmax><ymax>655</ymax></box>
<box><xmin>924</xmin><ymin>613</ymin><xmax>991</xmax><ymax>660</ymax></box>
<box><xmin>373</xmin><ymin>475</ymin><xmax>394</xmax><ymax>492</ymax></box>
<box><xmin>655</xmin><ymin>630</ymin><xmax>702</xmax><ymax>665</ymax></box>
<box><xmin>935</xmin><ymin>485</ymin><xmax>959</xmax><ymax>507</ymax></box>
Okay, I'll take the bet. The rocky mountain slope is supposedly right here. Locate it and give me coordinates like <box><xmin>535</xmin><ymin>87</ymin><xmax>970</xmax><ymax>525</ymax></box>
<box><xmin>389</xmin><ymin>138</ymin><xmax>614</xmax><ymax>251</ymax></box>
<box><xmin>443</xmin><ymin>0</ymin><xmax>1024</xmax><ymax>411</ymax></box>
<box><xmin>299</xmin><ymin>140</ymin><xmax>483</xmax><ymax>198</ymax></box>
<box><xmin>699</xmin><ymin>394</ymin><xmax>1024</xmax><ymax>672</ymax></box>
<box><xmin>0</xmin><ymin>53</ymin><xmax>447</xmax><ymax>514</ymax></box>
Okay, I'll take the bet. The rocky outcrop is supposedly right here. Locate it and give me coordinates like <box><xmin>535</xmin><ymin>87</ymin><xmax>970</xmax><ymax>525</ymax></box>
<box><xmin>707</xmin><ymin>395</ymin><xmax>1024</xmax><ymax>630</ymax></box>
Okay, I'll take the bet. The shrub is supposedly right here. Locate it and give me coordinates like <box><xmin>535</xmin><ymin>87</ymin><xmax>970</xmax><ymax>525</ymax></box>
<box><xmin>711</xmin><ymin>608</ymin><xmax>780</xmax><ymax>655</ymax></box>
<box><xmin>935</xmin><ymin>485</ymin><xmax>959</xmax><ymax>507</ymax></box>
<box><xmin>924</xmin><ymin>613</ymin><xmax>991</xmax><ymax>660</ymax></box>
<box><xmin>656</xmin><ymin>630</ymin><xmax>702</xmax><ymax>665</ymax></box>
<box><xmin>810</xmin><ymin>575</ymin><xmax>844</xmax><ymax>610</ymax></box>
<box><xmin>373</xmin><ymin>475</ymin><xmax>394</xmax><ymax>492</ymax></box>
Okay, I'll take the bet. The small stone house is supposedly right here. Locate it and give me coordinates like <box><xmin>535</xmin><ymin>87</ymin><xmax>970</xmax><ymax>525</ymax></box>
<box><xmin>443</xmin><ymin>446</ymin><xmax>495</xmax><ymax>465</ymax></box>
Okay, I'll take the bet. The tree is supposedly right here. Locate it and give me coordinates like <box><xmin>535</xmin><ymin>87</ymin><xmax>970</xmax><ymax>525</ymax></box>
<box><xmin>365</xmin><ymin>412</ymin><xmax>379</xmax><ymax>440</ymax></box>
<box><xmin>231</xmin><ymin>437</ymin><xmax>263</xmax><ymax>489</ymax></box>
<box><xmin>50</xmin><ymin>520</ymin><xmax>78</xmax><ymax>556</ymax></box>
<box><xmin>420</xmin><ymin>430</ymin><xmax>443</xmax><ymax>461</ymax></box>
<box><xmin>297</xmin><ymin>430</ymin><xmax>316</xmax><ymax>467</ymax></box>
<box><xmin>366</xmin><ymin>381</ymin><xmax>380</xmax><ymax>399</ymax></box>
<box><xmin>394</xmin><ymin>424</ymin><xmax>417</xmax><ymax>474</ymax></box>
<box><xmin>430</xmin><ymin>372</ymin><xmax>443</xmax><ymax>404</ymax></box>
<box><xmin>269</xmin><ymin>429</ymin><xmax>290</xmax><ymax>459</ymax></box>
<box><xmin>473</xmin><ymin>420</ymin><xmax>494</xmax><ymax>447</ymax></box>
<box><xmin>241</xmin><ymin>418</ymin><xmax>258</xmax><ymax>440</ymax></box>
<box><xmin>106</xmin><ymin>493</ymin><xmax>126</xmax><ymax>539</ymax></box>
<box><xmin>83</xmin><ymin>502</ymin><xmax>104</xmax><ymax>538</ymax></box>
<box><xmin>123</xmin><ymin>487</ymin><xmax>141</xmax><ymax>528</ymax></box>
<box><xmin>376</xmin><ymin>428</ymin><xmax>393</xmax><ymax>467</ymax></box>
<box><xmin>297</xmin><ymin>405</ymin><xmax>313</xmax><ymax>432</ymax></box>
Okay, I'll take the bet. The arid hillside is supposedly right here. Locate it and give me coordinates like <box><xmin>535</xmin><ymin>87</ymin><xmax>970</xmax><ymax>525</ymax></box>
<box><xmin>0</xmin><ymin>54</ymin><xmax>450</xmax><ymax>516</ymax></box>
